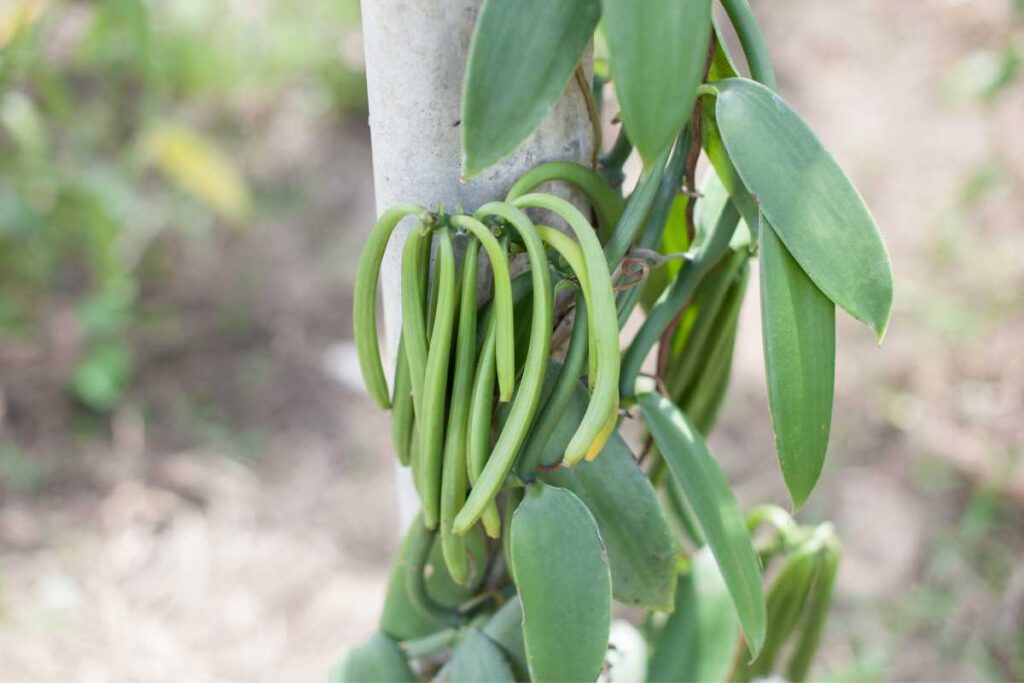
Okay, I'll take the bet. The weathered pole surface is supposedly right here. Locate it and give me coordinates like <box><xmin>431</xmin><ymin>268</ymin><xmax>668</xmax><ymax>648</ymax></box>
<box><xmin>360</xmin><ymin>0</ymin><xmax>595</xmax><ymax>526</ymax></box>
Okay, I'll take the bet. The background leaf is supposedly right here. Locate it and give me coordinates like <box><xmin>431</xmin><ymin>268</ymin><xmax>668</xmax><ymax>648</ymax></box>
<box><xmin>760</xmin><ymin>217</ymin><xmax>836</xmax><ymax>509</ymax></box>
<box><xmin>511</xmin><ymin>482</ymin><xmax>612</xmax><ymax>682</ymax></box>
<box><xmin>638</xmin><ymin>391</ymin><xmax>766</xmax><ymax>655</ymax></box>
<box><xmin>602</xmin><ymin>0</ymin><xmax>712</xmax><ymax>164</ymax></box>
<box><xmin>712</xmin><ymin>78</ymin><xmax>894</xmax><ymax>339</ymax></box>
<box><xmin>462</xmin><ymin>0</ymin><xmax>599</xmax><ymax>177</ymax></box>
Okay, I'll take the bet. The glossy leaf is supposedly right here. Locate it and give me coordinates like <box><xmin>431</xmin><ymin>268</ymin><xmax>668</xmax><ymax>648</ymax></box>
<box><xmin>333</xmin><ymin>632</ymin><xmax>415</xmax><ymax>683</ymax></box>
<box><xmin>462</xmin><ymin>0</ymin><xmax>600</xmax><ymax>177</ymax></box>
<box><xmin>511</xmin><ymin>483</ymin><xmax>612</xmax><ymax>682</ymax></box>
<box><xmin>648</xmin><ymin>549</ymin><xmax>741</xmax><ymax>683</ymax></box>
<box><xmin>711</xmin><ymin>77</ymin><xmax>894</xmax><ymax>339</ymax></box>
<box><xmin>638</xmin><ymin>391</ymin><xmax>766</xmax><ymax>655</ymax></box>
<box><xmin>760</xmin><ymin>218</ymin><xmax>835</xmax><ymax>510</ymax></box>
<box><xmin>439</xmin><ymin>629</ymin><xmax>515</xmax><ymax>682</ymax></box>
<box><xmin>602</xmin><ymin>0</ymin><xmax>712</xmax><ymax>164</ymax></box>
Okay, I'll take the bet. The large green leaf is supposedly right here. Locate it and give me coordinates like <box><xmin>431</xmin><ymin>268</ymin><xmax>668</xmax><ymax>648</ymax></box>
<box><xmin>535</xmin><ymin>365</ymin><xmax>678</xmax><ymax>611</ymax></box>
<box><xmin>648</xmin><ymin>549</ymin><xmax>741</xmax><ymax>683</ymax></box>
<box><xmin>438</xmin><ymin>629</ymin><xmax>515</xmax><ymax>682</ymax></box>
<box><xmin>462</xmin><ymin>0</ymin><xmax>600</xmax><ymax>177</ymax></box>
<box><xmin>711</xmin><ymin>78</ymin><xmax>894</xmax><ymax>339</ymax></box>
<box><xmin>637</xmin><ymin>390</ymin><xmax>766</xmax><ymax>655</ymax></box>
<box><xmin>602</xmin><ymin>0</ymin><xmax>712</xmax><ymax>164</ymax></box>
<box><xmin>510</xmin><ymin>483</ymin><xmax>612</xmax><ymax>682</ymax></box>
<box><xmin>760</xmin><ymin>218</ymin><xmax>835</xmax><ymax>509</ymax></box>
<box><xmin>332</xmin><ymin>632</ymin><xmax>416</xmax><ymax>683</ymax></box>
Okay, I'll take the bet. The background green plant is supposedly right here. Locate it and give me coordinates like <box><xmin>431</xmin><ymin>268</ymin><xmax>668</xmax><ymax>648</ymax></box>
<box><xmin>0</xmin><ymin>0</ymin><xmax>363</xmax><ymax>411</ymax></box>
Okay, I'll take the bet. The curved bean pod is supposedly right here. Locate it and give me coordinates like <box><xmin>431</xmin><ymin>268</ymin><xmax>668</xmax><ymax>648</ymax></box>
<box><xmin>417</xmin><ymin>226</ymin><xmax>460</xmax><ymax>530</ymax></box>
<box><xmin>451</xmin><ymin>215</ymin><xmax>515</xmax><ymax>402</ymax></box>
<box><xmin>536</xmin><ymin>225</ymin><xmax>598</xmax><ymax>388</ymax></box>
<box><xmin>511</xmin><ymin>193</ymin><xmax>619</xmax><ymax>466</ymax></box>
<box><xmin>505</xmin><ymin>161</ymin><xmax>624</xmax><ymax>241</ymax></box>
<box><xmin>353</xmin><ymin>204</ymin><xmax>427</xmax><ymax>409</ymax></box>
<box><xmin>453</xmin><ymin>202</ymin><xmax>552</xmax><ymax>536</ymax></box>
<box><xmin>401</xmin><ymin>224</ymin><xmax>431</xmax><ymax>428</ymax></box>
<box><xmin>466</xmin><ymin>315</ymin><xmax>501</xmax><ymax>539</ymax></box>
<box><xmin>390</xmin><ymin>336</ymin><xmax>413</xmax><ymax>466</ymax></box>
<box><xmin>516</xmin><ymin>296</ymin><xmax>590</xmax><ymax>479</ymax></box>
<box><xmin>439</xmin><ymin>238</ymin><xmax>479</xmax><ymax>583</ymax></box>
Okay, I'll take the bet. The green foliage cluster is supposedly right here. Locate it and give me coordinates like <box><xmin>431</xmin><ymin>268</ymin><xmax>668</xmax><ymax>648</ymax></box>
<box><xmin>0</xmin><ymin>0</ymin><xmax>362</xmax><ymax>410</ymax></box>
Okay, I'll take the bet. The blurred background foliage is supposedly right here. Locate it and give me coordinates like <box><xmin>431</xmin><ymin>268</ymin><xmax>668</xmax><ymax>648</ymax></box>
<box><xmin>0</xmin><ymin>0</ymin><xmax>1022</xmax><ymax>681</ymax></box>
<box><xmin>0</xmin><ymin>0</ymin><xmax>364</xmax><ymax>413</ymax></box>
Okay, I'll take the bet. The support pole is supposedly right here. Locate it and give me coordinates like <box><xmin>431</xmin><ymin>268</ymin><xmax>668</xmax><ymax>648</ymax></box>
<box><xmin>360</xmin><ymin>0</ymin><xmax>595</xmax><ymax>528</ymax></box>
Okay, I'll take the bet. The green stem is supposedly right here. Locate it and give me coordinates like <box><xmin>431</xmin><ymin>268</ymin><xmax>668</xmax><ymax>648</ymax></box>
<box><xmin>403</xmin><ymin>518</ymin><xmax>461</xmax><ymax>627</ymax></box>
<box><xmin>615</xmin><ymin>130</ymin><xmax>692</xmax><ymax>326</ymax></box>
<box><xmin>599</xmin><ymin>127</ymin><xmax>633</xmax><ymax>190</ymax></box>
<box><xmin>720</xmin><ymin>0</ymin><xmax>778</xmax><ymax>89</ymax></box>
<box><xmin>619</xmin><ymin>202</ymin><xmax>740</xmax><ymax>398</ymax></box>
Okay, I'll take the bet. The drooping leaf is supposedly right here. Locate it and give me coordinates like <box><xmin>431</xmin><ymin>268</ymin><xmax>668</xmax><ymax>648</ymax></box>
<box><xmin>332</xmin><ymin>632</ymin><xmax>416</xmax><ymax>683</ymax></box>
<box><xmin>602</xmin><ymin>0</ymin><xmax>712</xmax><ymax>164</ymax></box>
<box><xmin>710</xmin><ymin>77</ymin><xmax>894</xmax><ymax>339</ymax></box>
<box><xmin>759</xmin><ymin>217</ymin><xmax>835</xmax><ymax>509</ymax></box>
<box><xmin>482</xmin><ymin>597</ymin><xmax>529</xmax><ymax>681</ymax></box>
<box><xmin>510</xmin><ymin>483</ymin><xmax>612</xmax><ymax>682</ymax></box>
<box><xmin>438</xmin><ymin>629</ymin><xmax>515</xmax><ymax>683</ymax></box>
<box><xmin>648</xmin><ymin>549</ymin><xmax>741</xmax><ymax>683</ymax></box>
<box><xmin>637</xmin><ymin>390</ymin><xmax>766</xmax><ymax>655</ymax></box>
<box><xmin>462</xmin><ymin>0</ymin><xmax>600</xmax><ymax>177</ymax></box>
